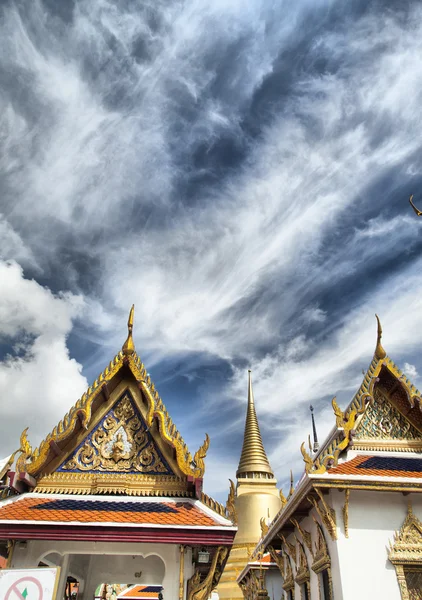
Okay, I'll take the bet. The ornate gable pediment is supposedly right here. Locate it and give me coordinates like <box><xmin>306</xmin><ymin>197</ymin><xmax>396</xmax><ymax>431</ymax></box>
<box><xmin>14</xmin><ymin>308</ymin><xmax>211</xmax><ymax>498</ymax></box>
<box><xmin>389</xmin><ymin>505</ymin><xmax>422</xmax><ymax>566</ymax></box>
<box><xmin>58</xmin><ymin>391</ymin><xmax>174</xmax><ymax>476</ymax></box>
<box><xmin>354</xmin><ymin>387</ymin><xmax>421</xmax><ymax>443</ymax></box>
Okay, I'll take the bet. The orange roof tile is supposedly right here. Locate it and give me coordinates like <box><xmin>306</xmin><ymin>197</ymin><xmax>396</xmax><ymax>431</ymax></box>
<box><xmin>328</xmin><ymin>455</ymin><xmax>422</xmax><ymax>478</ymax></box>
<box><xmin>119</xmin><ymin>586</ymin><xmax>161</xmax><ymax>599</ymax></box>
<box><xmin>0</xmin><ymin>497</ymin><xmax>220</xmax><ymax>527</ymax></box>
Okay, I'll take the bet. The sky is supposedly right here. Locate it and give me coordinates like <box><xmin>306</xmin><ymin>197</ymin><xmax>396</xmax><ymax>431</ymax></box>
<box><xmin>1</xmin><ymin>0</ymin><xmax>422</xmax><ymax>502</ymax></box>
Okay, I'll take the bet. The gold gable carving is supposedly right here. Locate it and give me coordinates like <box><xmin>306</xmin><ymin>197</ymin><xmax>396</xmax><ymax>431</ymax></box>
<box><xmin>389</xmin><ymin>505</ymin><xmax>422</xmax><ymax>600</ymax></box>
<box><xmin>60</xmin><ymin>394</ymin><xmax>172</xmax><ymax>475</ymax></box>
<box><xmin>355</xmin><ymin>388</ymin><xmax>421</xmax><ymax>442</ymax></box>
<box><xmin>16</xmin><ymin>349</ymin><xmax>209</xmax><ymax>482</ymax></box>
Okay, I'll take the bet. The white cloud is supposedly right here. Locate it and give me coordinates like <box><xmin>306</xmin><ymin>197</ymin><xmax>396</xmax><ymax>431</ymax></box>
<box><xmin>1</xmin><ymin>1</ymin><xmax>422</xmax><ymax>496</ymax></box>
<box><xmin>0</xmin><ymin>261</ymin><xmax>88</xmax><ymax>452</ymax></box>
<box><xmin>403</xmin><ymin>363</ymin><xmax>418</xmax><ymax>380</ymax></box>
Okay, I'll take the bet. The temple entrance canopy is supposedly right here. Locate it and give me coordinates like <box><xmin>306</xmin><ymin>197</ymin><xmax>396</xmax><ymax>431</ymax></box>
<box><xmin>0</xmin><ymin>307</ymin><xmax>236</xmax><ymax>599</ymax></box>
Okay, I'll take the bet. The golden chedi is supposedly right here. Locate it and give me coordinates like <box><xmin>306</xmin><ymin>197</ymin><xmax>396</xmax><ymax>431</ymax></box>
<box><xmin>218</xmin><ymin>371</ymin><xmax>281</xmax><ymax>600</ymax></box>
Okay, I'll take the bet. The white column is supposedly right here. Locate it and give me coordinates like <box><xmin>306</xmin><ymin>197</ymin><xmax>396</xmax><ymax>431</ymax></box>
<box><xmin>57</xmin><ymin>554</ymin><xmax>70</xmax><ymax>600</ymax></box>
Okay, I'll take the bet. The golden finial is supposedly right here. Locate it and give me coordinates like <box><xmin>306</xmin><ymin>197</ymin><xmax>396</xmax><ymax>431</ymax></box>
<box><xmin>375</xmin><ymin>314</ymin><xmax>386</xmax><ymax>360</ymax></box>
<box><xmin>236</xmin><ymin>370</ymin><xmax>274</xmax><ymax>478</ymax></box>
<box><xmin>122</xmin><ymin>305</ymin><xmax>135</xmax><ymax>356</ymax></box>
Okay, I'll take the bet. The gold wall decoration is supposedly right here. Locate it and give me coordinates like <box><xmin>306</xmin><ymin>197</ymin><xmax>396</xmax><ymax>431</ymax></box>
<box><xmin>187</xmin><ymin>547</ymin><xmax>228</xmax><ymax>600</ymax></box>
<box><xmin>307</xmin><ymin>490</ymin><xmax>337</xmax><ymax>541</ymax></box>
<box><xmin>342</xmin><ymin>489</ymin><xmax>350</xmax><ymax>538</ymax></box>
<box><xmin>280</xmin><ymin>534</ymin><xmax>297</xmax><ymax>563</ymax></box>
<box><xmin>295</xmin><ymin>542</ymin><xmax>310</xmax><ymax>599</ymax></box>
<box><xmin>268</xmin><ymin>545</ymin><xmax>284</xmax><ymax>578</ymax></box>
<box><xmin>60</xmin><ymin>394</ymin><xmax>173</xmax><ymax>475</ymax></box>
<box><xmin>226</xmin><ymin>479</ymin><xmax>238</xmax><ymax>525</ymax></box>
<box><xmin>291</xmin><ymin>518</ymin><xmax>313</xmax><ymax>557</ymax></box>
<box><xmin>282</xmin><ymin>556</ymin><xmax>295</xmax><ymax>596</ymax></box>
<box><xmin>279</xmin><ymin>488</ymin><xmax>287</xmax><ymax>507</ymax></box>
<box><xmin>35</xmin><ymin>471</ymin><xmax>192</xmax><ymax>496</ymax></box>
<box><xmin>311</xmin><ymin>521</ymin><xmax>333</xmax><ymax>600</ymax></box>
<box><xmin>389</xmin><ymin>503</ymin><xmax>422</xmax><ymax>600</ymax></box>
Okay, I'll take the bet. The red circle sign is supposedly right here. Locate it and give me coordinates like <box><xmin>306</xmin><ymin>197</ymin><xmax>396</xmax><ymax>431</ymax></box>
<box><xmin>5</xmin><ymin>576</ymin><xmax>43</xmax><ymax>600</ymax></box>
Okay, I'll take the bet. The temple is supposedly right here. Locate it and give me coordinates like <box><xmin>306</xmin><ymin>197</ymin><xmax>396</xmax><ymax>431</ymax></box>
<box><xmin>234</xmin><ymin>317</ymin><xmax>422</xmax><ymax>600</ymax></box>
<box><xmin>1</xmin><ymin>312</ymin><xmax>422</xmax><ymax>600</ymax></box>
<box><xmin>0</xmin><ymin>307</ymin><xmax>236</xmax><ymax>599</ymax></box>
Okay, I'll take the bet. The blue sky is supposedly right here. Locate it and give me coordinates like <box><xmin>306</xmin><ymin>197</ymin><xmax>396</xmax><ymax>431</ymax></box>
<box><xmin>1</xmin><ymin>0</ymin><xmax>422</xmax><ymax>501</ymax></box>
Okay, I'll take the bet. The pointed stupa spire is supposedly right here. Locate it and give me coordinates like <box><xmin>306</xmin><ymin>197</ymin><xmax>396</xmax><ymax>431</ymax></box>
<box><xmin>375</xmin><ymin>314</ymin><xmax>386</xmax><ymax>360</ymax></box>
<box><xmin>122</xmin><ymin>304</ymin><xmax>135</xmax><ymax>356</ymax></box>
<box><xmin>236</xmin><ymin>370</ymin><xmax>274</xmax><ymax>478</ymax></box>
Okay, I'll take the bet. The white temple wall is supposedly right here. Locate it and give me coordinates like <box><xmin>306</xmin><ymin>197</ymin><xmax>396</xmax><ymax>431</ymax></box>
<box><xmin>330</xmin><ymin>488</ymin><xmax>422</xmax><ymax>600</ymax></box>
<box><xmin>265</xmin><ymin>569</ymin><xmax>283</xmax><ymax>600</ymax></box>
<box><xmin>10</xmin><ymin>539</ymin><xmax>191</xmax><ymax>600</ymax></box>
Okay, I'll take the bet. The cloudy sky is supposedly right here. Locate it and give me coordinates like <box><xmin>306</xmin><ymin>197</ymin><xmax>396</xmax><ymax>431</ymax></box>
<box><xmin>1</xmin><ymin>0</ymin><xmax>422</xmax><ymax>501</ymax></box>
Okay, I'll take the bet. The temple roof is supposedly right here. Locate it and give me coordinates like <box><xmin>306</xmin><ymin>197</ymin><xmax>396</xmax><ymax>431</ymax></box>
<box><xmin>236</xmin><ymin>371</ymin><xmax>274</xmax><ymax>478</ymax></box>
<box><xmin>250</xmin><ymin>316</ymin><xmax>422</xmax><ymax>554</ymax></box>
<box><xmin>12</xmin><ymin>307</ymin><xmax>215</xmax><ymax>502</ymax></box>
<box><xmin>0</xmin><ymin>493</ymin><xmax>234</xmax><ymax>529</ymax></box>
<box><xmin>319</xmin><ymin>454</ymin><xmax>422</xmax><ymax>480</ymax></box>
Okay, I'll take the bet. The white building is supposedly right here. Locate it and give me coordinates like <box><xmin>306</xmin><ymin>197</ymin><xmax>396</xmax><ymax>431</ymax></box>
<box><xmin>237</xmin><ymin>318</ymin><xmax>422</xmax><ymax>600</ymax></box>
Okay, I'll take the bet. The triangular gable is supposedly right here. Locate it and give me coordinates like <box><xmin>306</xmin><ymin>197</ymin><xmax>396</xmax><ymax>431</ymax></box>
<box><xmin>57</xmin><ymin>391</ymin><xmax>175</xmax><ymax>476</ymax></box>
<box><xmin>354</xmin><ymin>387</ymin><xmax>421</xmax><ymax>442</ymax></box>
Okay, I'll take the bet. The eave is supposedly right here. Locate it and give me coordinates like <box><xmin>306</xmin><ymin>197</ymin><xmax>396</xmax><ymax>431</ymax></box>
<box><xmin>0</xmin><ymin>523</ymin><xmax>236</xmax><ymax>545</ymax></box>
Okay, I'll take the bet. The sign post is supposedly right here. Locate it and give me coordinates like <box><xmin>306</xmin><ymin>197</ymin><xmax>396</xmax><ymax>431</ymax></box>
<box><xmin>0</xmin><ymin>568</ymin><xmax>61</xmax><ymax>600</ymax></box>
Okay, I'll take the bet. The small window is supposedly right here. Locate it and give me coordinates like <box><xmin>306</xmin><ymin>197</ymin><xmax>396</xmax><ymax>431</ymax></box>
<box><xmin>288</xmin><ymin>590</ymin><xmax>294</xmax><ymax>600</ymax></box>
<box><xmin>302</xmin><ymin>583</ymin><xmax>310</xmax><ymax>600</ymax></box>
<box><xmin>404</xmin><ymin>568</ymin><xmax>422</xmax><ymax>599</ymax></box>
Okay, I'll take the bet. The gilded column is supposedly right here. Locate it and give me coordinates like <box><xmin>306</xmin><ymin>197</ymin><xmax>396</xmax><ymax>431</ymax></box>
<box><xmin>179</xmin><ymin>545</ymin><xmax>185</xmax><ymax>600</ymax></box>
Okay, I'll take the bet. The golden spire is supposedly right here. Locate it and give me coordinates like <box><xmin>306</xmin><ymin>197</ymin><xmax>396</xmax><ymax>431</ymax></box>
<box><xmin>236</xmin><ymin>370</ymin><xmax>274</xmax><ymax>478</ymax></box>
<box><xmin>122</xmin><ymin>304</ymin><xmax>135</xmax><ymax>356</ymax></box>
<box><xmin>375</xmin><ymin>314</ymin><xmax>386</xmax><ymax>360</ymax></box>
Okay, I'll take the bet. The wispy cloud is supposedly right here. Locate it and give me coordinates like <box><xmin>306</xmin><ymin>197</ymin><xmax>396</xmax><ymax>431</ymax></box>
<box><xmin>1</xmin><ymin>0</ymin><xmax>422</xmax><ymax>499</ymax></box>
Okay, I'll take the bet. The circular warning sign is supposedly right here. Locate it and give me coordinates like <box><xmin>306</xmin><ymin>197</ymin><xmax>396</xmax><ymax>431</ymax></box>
<box><xmin>5</xmin><ymin>576</ymin><xmax>43</xmax><ymax>600</ymax></box>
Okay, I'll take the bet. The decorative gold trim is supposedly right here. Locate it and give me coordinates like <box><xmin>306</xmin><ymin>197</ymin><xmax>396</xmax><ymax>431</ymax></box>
<box><xmin>311</xmin><ymin>521</ymin><xmax>333</xmax><ymax>600</ymax></box>
<box><xmin>282</xmin><ymin>556</ymin><xmax>295</xmax><ymax>595</ymax></box>
<box><xmin>342</xmin><ymin>489</ymin><xmax>350</xmax><ymax>538</ymax></box>
<box><xmin>300</xmin><ymin>443</ymin><xmax>313</xmax><ymax>474</ymax></box>
<box><xmin>291</xmin><ymin>518</ymin><xmax>313</xmax><ymax>557</ymax></box>
<box><xmin>295</xmin><ymin>542</ymin><xmax>310</xmax><ymax>586</ymax></box>
<box><xmin>6</xmin><ymin>540</ymin><xmax>15</xmax><ymax>569</ymax></box>
<box><xmin>280</xmin><ymin>534</ymin><xmax>296</xmax><ymax>563</ymax></box>
<box><xmin>179</xmin><ymin>545</ymin><xmax>185</xmax><ymax>600</ymax></box>
<box><xmin>307</xmin><ymin>490</ymin><xmax>337</xmax><ymax>541</ymax></box>
<box><xmin>35</xmin><ymin>471</ymin><xmax>193</xmax><ymax>496</ymax></box>
<box><xmin>17</xmin><ymin>338</ymin><xmax>210</xmax><ymax>481</ymax></box>
<box><xmin>201</xmin><ymin>491</ymin><xmax>231</xmax><ymax>519</ymax></box>
<box><xmin>389</xmin><ymin>503</ymin><xmax>422</xmax><ymax>566</ymax></box>
<box><xmin>268</xmin><ymin>545</ymin><xmax>284</xmax><ymax>578</ymax></box>
<box><xmin>311</xmin><ymin>520</ymin><xmax>331</xmax><ymax>574</ymax></box>
<box><xmin>389</xmin><ymin>504</ymin><xmax>422</xmax><ymax>600</ymax></box>
<box><xmin>187</xmin><ymin>547</ymin><xmax>228</xmax><ymax>600</ymax></box>
<box><xmin>226</xmin><ymin>479</ymin><xmax>238</xmax><ymax>525</ymax></box>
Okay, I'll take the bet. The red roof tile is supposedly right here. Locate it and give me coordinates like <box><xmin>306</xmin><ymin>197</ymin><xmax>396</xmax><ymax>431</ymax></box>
<box><xmin>328</xmin><ymin>455</ymin><xmax>422</xmax><ymax>478</ymax></box>
<box><xmin>0</xmin><ymin>497</ymin><xmax>220</xmax><ymax>527</ymax></box>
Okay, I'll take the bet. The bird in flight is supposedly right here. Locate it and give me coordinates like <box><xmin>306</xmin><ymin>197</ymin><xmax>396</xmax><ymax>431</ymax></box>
<box><xmin>409</xmin><ymin>194</ymin><xmax>422</xmax><ymax>216</ymax></box>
